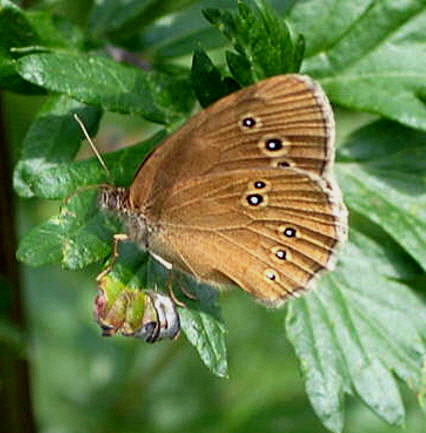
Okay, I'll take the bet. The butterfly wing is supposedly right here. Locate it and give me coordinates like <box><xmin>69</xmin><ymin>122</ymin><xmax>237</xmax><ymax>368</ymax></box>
<box><xmin>147</xmin><ymin>168</ymin><xmax>347</xmax><ymax>306</ymax></box>
<box><xmin>129</xmin><ymin>74</ymin><xmax>335</xmax><ymax>213</ymax></box>
<box><xmin>199</xmin><ymin>74</ymin><xmax>335</xmax><ymax>177</ymax></box>
<box><xmin>121</xmin><ymin>74</ymin><xmax>345</xmax><ymax>305</ymax></box>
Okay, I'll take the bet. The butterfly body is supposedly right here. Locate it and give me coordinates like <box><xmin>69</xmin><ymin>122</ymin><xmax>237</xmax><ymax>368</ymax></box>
<box><xmin>101</xmin><ymin>74</ymin><xmax>347</xmax><ymax>306</ymax></box>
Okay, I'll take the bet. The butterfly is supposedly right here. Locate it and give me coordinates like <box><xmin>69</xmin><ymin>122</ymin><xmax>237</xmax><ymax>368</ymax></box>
<box><xmin>100</xmin><ymin>74</ymin><xmax>347</xmax><ymax>308</ymax></box>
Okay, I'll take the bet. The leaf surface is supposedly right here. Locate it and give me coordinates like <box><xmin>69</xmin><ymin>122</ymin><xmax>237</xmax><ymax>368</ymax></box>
<box><xmin>16</xmin><ymin>53</ymin><xmax>194</xmax><ymax>125</ymax></box>
<box><xmin>288</xmin><ymin>0</ymin><xmax>426</xmax><ymax>131</ymax></box>
<box><xmin>287</xmin><ymin>228</ymin><xmax>426</xmax><ymax>432</ymax></box>
<box><xmin>337</xmin><ymin>119</ymin><xmax>426</xmax><ymax>271</ymax></box>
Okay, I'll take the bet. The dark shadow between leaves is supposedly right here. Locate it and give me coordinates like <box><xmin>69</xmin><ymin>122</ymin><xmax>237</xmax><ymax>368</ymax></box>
<box><xmin>337</xmin><ymin>118</ymin><xmax>426</xmax><ymax>196</ymax></box>
<box><xmin>347</xmin><ymin>210</ymin><xmax>422</xmax><ymax>280</ymax></box>
<box><xmin>337</xmin><ymin>119</ymin><xmax>426</xmax><ymax>163</ymax></box>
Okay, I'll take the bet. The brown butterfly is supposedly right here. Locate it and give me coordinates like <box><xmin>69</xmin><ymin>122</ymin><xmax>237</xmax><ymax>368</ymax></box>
<box><xmin>100</xmin><ymin>74</ymin><xmax>347</xmax><ymax>307</ymax></box>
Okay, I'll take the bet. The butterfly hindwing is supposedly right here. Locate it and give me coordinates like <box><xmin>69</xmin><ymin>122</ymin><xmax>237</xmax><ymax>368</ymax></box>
<box><xmin>148</xmin><ymin>168</ymin><xmax>347</xmax><ymax>305</ymax></box>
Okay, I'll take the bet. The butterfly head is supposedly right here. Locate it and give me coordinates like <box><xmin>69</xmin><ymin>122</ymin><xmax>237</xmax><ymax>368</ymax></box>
<box><xmin>99</xmin><ymin>184</ymin><xmax>151</xmax><ymax>249</ymax></box>
<box><xmin>99</xmin><ymin>185</ymin><xmax>129</xmax><ymax>214</ymax></box>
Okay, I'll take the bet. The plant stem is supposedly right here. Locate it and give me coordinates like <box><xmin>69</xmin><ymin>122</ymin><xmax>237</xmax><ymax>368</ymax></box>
<box><xmin>0</xmin><ymin>95</ymin><xmax>37</xmax><ymax>433</ymax></box>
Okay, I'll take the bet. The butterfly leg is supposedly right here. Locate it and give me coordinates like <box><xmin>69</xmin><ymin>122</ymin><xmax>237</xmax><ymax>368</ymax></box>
<box><xmin>166</xmin><ymin>271</ymin><xmax>186</xmax><ymax>308</ymax></box>
<box><xmin>96</xmin><ymin>233</ymin><xmax>129</xmax><ymax>282</ymax></box>
<box><xmin>179</xmin><ymin>284</ymin><xmax>197</xmax><ymax>301</ymax></box>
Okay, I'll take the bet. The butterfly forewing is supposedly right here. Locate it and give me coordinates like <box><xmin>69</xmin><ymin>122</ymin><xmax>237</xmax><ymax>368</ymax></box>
<box><xmin>201</xmin><ymin>75</ymin><xmax>334</xmax><ymax>177</ymax></box>
<box><xmin>129</xmin><ymin>75</ymin><xmax>335</xmax><ymax>215</ymax></box>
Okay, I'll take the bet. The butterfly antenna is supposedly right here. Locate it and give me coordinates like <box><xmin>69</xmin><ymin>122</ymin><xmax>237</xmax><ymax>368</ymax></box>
<box><xmin>73</xmin><ymin>114</ymin><xmax>111</xmax><ymax>178</ymax></box>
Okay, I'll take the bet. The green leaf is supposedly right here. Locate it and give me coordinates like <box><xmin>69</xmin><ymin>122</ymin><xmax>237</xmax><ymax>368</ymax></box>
<box><xmin>0</xmin><ymin>0</ymin><xmax>41</xmax><ymax>92</ymax></box>
<box><xmin>17</xmin><ymin>190</ymin><xmax>116</xmax><ymax>269</ymax></box>
<box><xmin>138</xmin><ymin>0</ymin><xmax>232</xmax><ymax>59</ymax></box>
<box><xmin>25</xmin><ymin>11</ymin><xmax>84</xmax><ymax>50</ymax></box>
<box><xmin>191</xmin><ymin>49</ymin><xmax>239</xmax><ymax>107</ymax></box>
<box><xmin>0</xmin><ymin>52</ymin><xmax>43</xmax><ymax>93</ymax></box>
<box><xmin>204</xmin><ymin>0</ymin><xmax>304</xmax><ymax>85</ymax></box>
<box><xmin>99</xmin><ymin>242</ymin><xmax>151</xmax><ymax>290</ymax></box>
<box><xmin>0</xmin><ymin>2</ymin><xmax>84</xmax><ymax>93</ymax></box>
<box><xmin>143</xmin><ymin>259</ymin><xmax>228</xmax><ymax>377</ymax></box>
<box><xmin>94</xmin><ymin>244</ymin><xmax>228</xmax><ymax>377</ymax></box>
<box><xmin>286</xmin><ymin>228</ymin><xmax>426</xmax><ymax>433</ymax></box>
<box><xmin>337</xmin><ymin>119</ymin><xmax>426</xmax><ymax>272</ymax></box>
<box><xmin>286</xmin><ymin>0</ymin><xmax>373</xmax><ymax>58</ymax></box>
<box><xmin>16</xmin><ymin>129</ymin><xmax>166</xmax><ymax>266</ymax></box>
<box><xmin>90</xmin><ymin>0</ymin><xmax>200</xmax><ymax>40</ymax></box>
<box><xmin>14</xmin><ymin>95</ymin><xmax>102</xmax><ymax>198</ymax></box>
<box><xmin>149</xmin><ymin>27</ymin><xmax>226</xmax><ymax>60</ymax></box>
<box><xmin>16</xmin><ymin>52</ymin><xmax>194</xmax><ymax>125</ymax></box>
<box><xmin>287</xmin><ymin>117</ymin><xmax>426</xmax><ymax>430</ymax></box>
<box><xmin>225</xmin><ymin>50</ymin><xmax>253</xmax><ymax>87</ymax></box>
<box><xmin>287</xmin><ymin>0</ymin><xmax>426</xmax><ymax>131</ymax></box>
<box><xmin>177</xmin><ymin>276</ymin><xmax>228</xmax><ymax>378</ymax></box>
<box><xmin>0</xmin><ymin>0</ymin><xmax>39</xmax><ymax>52</ymax></box>
<box><xmin>16</xmin><ymin>124</ymin><xmax>166</xmax><ymax>200</ymax></box>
